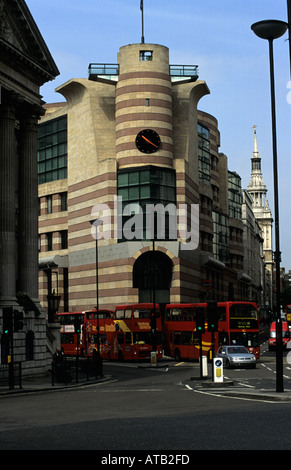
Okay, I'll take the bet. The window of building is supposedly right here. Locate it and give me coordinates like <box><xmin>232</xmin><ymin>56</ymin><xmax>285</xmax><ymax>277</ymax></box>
<box><xmin>46</xmin><ymin>195</ymin><xmax>53</xmax><ymax>214</ymax></box>
<box><xmin>117</xmin><ymin>166</ymin><xmax>176</xmax><ymax>241</ymax></box>
<box><xmin>47</xmin><ymin>233</ymin><xmax>53</xmax><ymax>251</ymax></box>
<box><xmin>228</xmin><ymin>171</ymin><xmax>243</xmax><ymax>220</ymax></box>
<box><xmin>198</xmin><ymin>123</ymin><xmax>211</xmax><ymax>183</ymax></box>
<box><xmin>140</xmin><ymin>50</ymin><xmax>153</xmax><ymax>61</ymax></box>
<box><xmin>60</xmin><ymin>192</ymin><xmax>67</xmax><ymax>211</ymax></box>
<box><xmin>60</xmin><ymin>230</ymin><xmax>68</xmax><ymax>249</ymax></box>
<box><xmin>212</xmin><ymin>211</ymin><xmax>229</xmax><ymax>264</ymax></box>
<box><xmin>38</xmin><ymin>115</ymin><xmax>67</xmax><ymax>184</ymax></box>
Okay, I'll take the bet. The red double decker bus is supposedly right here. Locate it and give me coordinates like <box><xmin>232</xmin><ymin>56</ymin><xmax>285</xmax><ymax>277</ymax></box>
<box><xmin>214</xmin><ymin>301</ymin><xmax>260</xmax><ymax>359</ymax></box>
<box><xmin>83</xmin><ymin>309</ymin><xmax>115</xmax><ymax>358</ymax></box>
<box><xmin>113</xmin><ymin>303</ymin><xmax>163</xmax><ymax>361</ymax></box>
<box><xmin>164</xmin><ymin>301</ymin><xmax>260</xmax><ymax>361</ymax></box>
<box><xmin>164</xmin><ymin>304</ymin><xmax>215</xmax><ymax>362</ymax></box>
<box><xmin>82</xmin><ymin>304</ymin><xmax>163</xmax><ymax>361</ymax></box>
<box><xmin>57</xmin><ymin>311</ymin><xmax>85</xmax><ymax>356</ymax></box>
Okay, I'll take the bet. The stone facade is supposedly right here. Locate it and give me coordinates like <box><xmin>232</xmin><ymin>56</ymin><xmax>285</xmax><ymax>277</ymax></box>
<box><xmin>0</xmin><ymin>0</ymin><xmax>59</xmax><ymax>374</ymax></box>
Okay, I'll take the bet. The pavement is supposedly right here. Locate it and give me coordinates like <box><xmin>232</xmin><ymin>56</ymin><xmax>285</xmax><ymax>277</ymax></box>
<box><xmin>0</xmin><ymin>369</ymin><xmax>113</xmax><ymax>396</ymax></box>
<box><xmin>190</xmin><ymin>376</ymin><xmax>291</xmax><ymax>402</ymax></box>
<box><xmin>1</xmin><ymin>361</ymin><xmax>291</xmax><ymax>402</ymax></box>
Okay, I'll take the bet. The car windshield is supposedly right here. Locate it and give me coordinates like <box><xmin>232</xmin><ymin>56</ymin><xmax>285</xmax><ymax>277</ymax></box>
<box><xmin>227</xmin><ymin>346</ymin><xmax>248</xmax><ymax>354</ymax></box>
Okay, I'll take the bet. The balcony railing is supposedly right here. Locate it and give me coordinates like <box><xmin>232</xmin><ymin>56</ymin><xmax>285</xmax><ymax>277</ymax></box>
<box><xmin>88</xmin><ymin>63</ymin><xmax>199</xmax><ymax>81</ymax></box>
<box><xmin>170</xmin><ymin>65</ymin><xmax>199</xmax><ymax>80</ymax></box>
<box><xmin>88</xmin><ymin>63</ymin><xmax>119</xmax><ymax>81</ymax></box>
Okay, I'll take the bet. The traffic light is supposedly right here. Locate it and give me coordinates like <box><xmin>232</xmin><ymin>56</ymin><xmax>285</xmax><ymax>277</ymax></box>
<box><xmin>74</xmin><ymin>316</ymin><xmax>81</xmax><ymax>334</ymax></box>
<box><xmin>196</xmin><ymin>307</ymin><xmax>205</xmax><ymax>334</ymax></box>
<box><xmin>3</xmin><ymin>307</ymin><xmax>13</xmax><ymax>336</ymax></box>
<box><xmin>207</xmin><ymin>301</ymin><xmax>218</xmax><ymax>332</ymax></box>
<box><xmin>14</xmin><ymin>310</ymin><xmax>24</xmax><ymax>332</ymax></box>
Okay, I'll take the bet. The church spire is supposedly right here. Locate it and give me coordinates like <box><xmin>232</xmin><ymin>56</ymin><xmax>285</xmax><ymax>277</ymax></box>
<box><xmin>251</xmin><ymin>125</ymin><xmax>261</xmax><ymax>172</ymax></box>
<box><xmin>253</xmin><ymin>125</ymin><xmax>259</xmax><ymax>156</ymax></box>
<box><xmin>247</xmin><ymin>126</ymin><xmax>269</xmax><ymax>209</ymax></box>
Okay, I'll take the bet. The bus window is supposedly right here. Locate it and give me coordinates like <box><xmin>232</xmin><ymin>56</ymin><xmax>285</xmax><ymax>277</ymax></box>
<box><xmin>182</xmin><ymin>308</ymin><xmax>194</xmax><ymax>321</ymax></box>
<box><xmin>124</xmin><ymin>309</ymin><xmax>132</xmax><ymax>319</ymax></box>
<box><xmin>229</xmin><ymin>303</ymin><xmax>258</xmax><ymax>319</ymax></box>
<box><xmin>172</xmin><ymin>308</ymin><xmax>182</xmax><ymax>321</ymax></box>
<box><xmin>137</xmin><ymin>309</ymin><xmax>151</xmax><ymax>318</ymax></box>
<box><xmin>115</xmin><ymin>310</ymin><xmax>125</xmax><ymax>319</ymax></box>
<box><xmin>217</xmin><ymin>306</ymin><xmax>226</xmax><ymax>322</ymax></box>
<box><xmin>181</xmin><ymin>331</ymin><xmax>193</xmax><ymax>345</ymax></box>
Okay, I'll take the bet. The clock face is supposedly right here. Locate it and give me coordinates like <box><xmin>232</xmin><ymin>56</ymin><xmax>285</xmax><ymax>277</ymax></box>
<box><xmin>135</xmin><ymin>129</ymin><xmax>161</xmax><ymax>154</ymax></box>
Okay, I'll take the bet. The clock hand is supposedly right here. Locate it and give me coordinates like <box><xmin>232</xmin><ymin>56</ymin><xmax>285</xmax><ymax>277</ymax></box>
<box><xmin>142</xmin><ymin>135</ymin><xmax>159</xmax><ymax>148</ymax></box>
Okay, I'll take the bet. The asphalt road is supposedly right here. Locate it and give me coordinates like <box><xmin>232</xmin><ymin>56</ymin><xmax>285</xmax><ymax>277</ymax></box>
<box><xmin>1</xmin><ymin>348</ymin><xmax>291</xmax><ymax>454</ymax></box>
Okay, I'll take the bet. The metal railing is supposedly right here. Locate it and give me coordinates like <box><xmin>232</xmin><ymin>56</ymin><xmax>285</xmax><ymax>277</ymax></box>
<box><xmin>170</xmin><ymin>64</ymin><xmax>199</xmax><ymax>79</ymax></box>
<box><xmin>0</xmin><ymin>362</ymin><xmax>22</xmax><ymax>390</ymax></box>
<box><xmin>88</xmin><ymin>63</ymin><xmax>119</xmax><ymax>80</ymax></box>
<box><xmin>51</xmin><ymin>356</ymin><xmax>103</xmax><ymax>386</ymax></box>
<box><xmin>88</xmin><ymin>63</ymin><xmax>199</xmax><ymax>81</ymax></box>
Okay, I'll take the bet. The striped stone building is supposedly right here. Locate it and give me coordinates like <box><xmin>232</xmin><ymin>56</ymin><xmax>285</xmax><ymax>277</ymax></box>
<box><xmin>38</xmin><ymin>42</ymin><xmax>265</xmax><ymax>317</ymax></box>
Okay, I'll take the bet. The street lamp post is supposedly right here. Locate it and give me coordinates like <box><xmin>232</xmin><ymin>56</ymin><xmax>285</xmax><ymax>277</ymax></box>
<box><xmin>251</xmin><ymin>19</ymin><xmax>288</xmax><ymax>393</ymax></box>
<box><xmin>287</xmin><ymin>0</ymin><xmax>291</xmax><ymax>77</ymax></box>
<box><xmin>89</xmin><ymin>218</ymin><xmax>103</xmax><ymax>376</ymax></box>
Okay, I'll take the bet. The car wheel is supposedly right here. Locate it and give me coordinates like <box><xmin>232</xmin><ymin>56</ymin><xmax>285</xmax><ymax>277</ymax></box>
<box><xmin>226</xmin><ymin>359</ymin><xmax>232</xmax><ymax>369</ymax></box>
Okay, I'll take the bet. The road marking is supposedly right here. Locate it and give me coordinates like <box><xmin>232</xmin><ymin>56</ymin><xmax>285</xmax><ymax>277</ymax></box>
<box><xmin>237</xmin><ymin>382</ymin><xmax>255</xmax><ymax>388</ymax></box>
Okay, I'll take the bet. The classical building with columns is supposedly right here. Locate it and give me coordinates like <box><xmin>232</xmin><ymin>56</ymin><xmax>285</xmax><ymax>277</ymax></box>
<box><xmin>38</xmin><ymin>41</ymin><xmax>267</xmax><ymax>318</ymax></box>
<box><xmin>0</xmin><ymin>0</ymin><xmax>59</xmax><ymax>372</ymax></box>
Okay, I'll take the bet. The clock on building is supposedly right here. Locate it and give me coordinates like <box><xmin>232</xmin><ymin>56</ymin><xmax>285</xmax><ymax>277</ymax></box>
<box><xmin>135</xmin><ymin>129</ymin><xmax>161</xmax><ymax>154</ymax></box>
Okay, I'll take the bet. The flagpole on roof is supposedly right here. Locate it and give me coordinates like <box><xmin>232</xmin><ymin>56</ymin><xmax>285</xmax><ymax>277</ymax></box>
<box><xmin>140</xmin><ymin>0</ymin><xmax>144</xmax><ymax>43</ymax></box>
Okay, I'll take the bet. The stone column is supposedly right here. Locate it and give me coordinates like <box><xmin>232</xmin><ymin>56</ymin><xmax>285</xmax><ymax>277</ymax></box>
<box><xmin>18</xmin><ymin>109</ymin><xmax>39</xmax><ymax>300</ymax></box>
<box><xmin>0</xmin><ymin>102</ymin><xmax>17</xmax><ymax>305</ymax></box>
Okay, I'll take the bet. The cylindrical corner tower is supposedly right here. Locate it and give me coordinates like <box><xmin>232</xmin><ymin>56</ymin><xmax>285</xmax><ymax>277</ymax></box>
<box><xmin>116</xmin><ymin>43</ymin><xmax>173</xmax><ymax>169</ymax></box>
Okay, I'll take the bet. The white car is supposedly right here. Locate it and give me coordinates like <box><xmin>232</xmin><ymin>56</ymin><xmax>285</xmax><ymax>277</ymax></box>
<box><xmin>216</xmin><ymin>345</ymin><xmax>256</xmax><ymax>369</ymax></box>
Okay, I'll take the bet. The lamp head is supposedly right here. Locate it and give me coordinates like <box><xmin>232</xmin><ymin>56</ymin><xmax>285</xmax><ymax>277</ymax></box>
<box><xmin>251</xmin><ymin>20</ymin><xmax>288</xmax><ymax>40</ymax></box>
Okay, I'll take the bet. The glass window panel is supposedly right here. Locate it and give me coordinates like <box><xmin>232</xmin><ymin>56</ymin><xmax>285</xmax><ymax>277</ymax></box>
<box><xmin>58</xmin><ymin>156</ymin><xmax>66</xmax><ymax>168</ymax></box>
<box><xmin>129</xmin><ymin>171</ymin><xmax>139</xmax><ymax>185</ymax></box>
<box><xmin>58</xmin><ymin>143</ymin><xmax>67</xmax><ymax>155</ymax></box>
<box><xmin>58</xmin><ymin>168</ymin><xmax>67</xmax><ymax>180</ymax></box>
<box><xmin>140</xmin><ymin>169</ymin><xmax>150</xmax><ymax>183</ymax></box>
<box><xmin>140</xmin><ymin>185</ymin><xmax>150</xmax><ymax>199</ymax></box>
<box><xmin>118</xmin><ymin>188</ymin><xmax>129</xmax><ymax>200</ymax></box>
<box><xmin>38</xmin><ymin>150</ymin><xmax>46</xmax><ymax>162</ymax></box>
<box><xmin>52</xmin><ymin>146</ymin><xmax>59</xmax><ymax>157</ymax></box>
<box><xmin>118</xmin><ymin>173</ymin><xmax>128</xmax><ymax>187</ymax></box>
<box><xmin>129</xmin><ymin>186</ymin><xmax>139</xmax><ymax>200</ymax></box>
<box><xmin>39</xmin><ymin>162</ymin><xmax>46</xmax><ymax>173</ymax></box>
<box><xmin>52</xmin><ymin>158</ymin><xmax>59</xmax><ymax>170</ymax></box>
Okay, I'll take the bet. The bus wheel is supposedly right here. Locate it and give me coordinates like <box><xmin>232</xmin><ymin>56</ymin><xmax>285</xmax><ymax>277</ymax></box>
<box><xmin>174</xmin><ymin>348</ymin><xmax>181</xmax><ymax>362</ymax></box>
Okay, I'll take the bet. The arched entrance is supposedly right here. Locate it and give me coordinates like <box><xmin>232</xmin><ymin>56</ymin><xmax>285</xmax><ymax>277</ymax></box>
<box><xmin>133</xmin><ymin>250</ymin><xmax>173</xmax><ymax>306</ymax></box>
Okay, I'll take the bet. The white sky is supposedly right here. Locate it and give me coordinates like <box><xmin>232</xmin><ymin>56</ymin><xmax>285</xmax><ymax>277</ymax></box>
<box><xmin>26</xmin><ymin>0</ymin><xmax>291</xmax><ymax>270</ymax></box>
